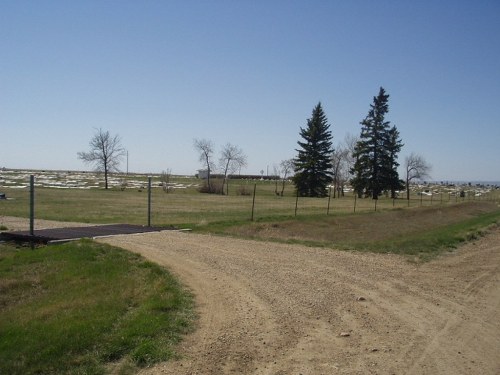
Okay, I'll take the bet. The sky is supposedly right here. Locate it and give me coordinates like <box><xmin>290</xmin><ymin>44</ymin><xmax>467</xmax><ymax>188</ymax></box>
<box><xmin>1</xmin><ymin>1</ymin><xmax>499</xmax><ymax>182</ymax></box>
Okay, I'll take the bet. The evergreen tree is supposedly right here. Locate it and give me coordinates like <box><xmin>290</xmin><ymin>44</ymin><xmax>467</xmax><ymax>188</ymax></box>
<box><xmin>293</xmin><ymin>102</ymin><xmax>334</xmax><ymax>197</ymax></box>
<box><xmin>351</xmin><ymin>135</ymin><xmax>371</xmax><ymax>198</ymax></box>
<box><xmin>384</xmin><ymin>126</ymin><xmax>404</xmax><ymax>198</ymax></box>
<box><xmin>351</xmin><ymin>87</ymin><xmax>403</xmax><ymax>199</ymax></box>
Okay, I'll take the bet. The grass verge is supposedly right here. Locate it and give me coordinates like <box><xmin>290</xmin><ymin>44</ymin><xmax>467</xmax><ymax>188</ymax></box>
<box><xmin>208</xmin><ymin>202</ymin><xmax>500</xmax><ymax>261</ymax></box>
<box><xmin>0</xmin><ymin>240</ymin><xmax>195</xmax><ymax>375</ymax></box>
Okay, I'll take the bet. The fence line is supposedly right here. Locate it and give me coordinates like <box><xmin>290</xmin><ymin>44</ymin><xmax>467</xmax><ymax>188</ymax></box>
<box><xmin>154</xmin><ymin>184</ymin><xmax>494</xmax><ymax>225</ymax></box>
<box><xmin>2</xmin><ymin>177</ymin><xmax>498</xmax><ymax>228</ymax></box>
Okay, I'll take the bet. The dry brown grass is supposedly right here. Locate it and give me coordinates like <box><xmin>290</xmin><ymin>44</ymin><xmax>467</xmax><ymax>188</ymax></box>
<box><xmin>226</xmin><ymin>202</ymin><xmax>500</xmax><ymax>246</ymax></box>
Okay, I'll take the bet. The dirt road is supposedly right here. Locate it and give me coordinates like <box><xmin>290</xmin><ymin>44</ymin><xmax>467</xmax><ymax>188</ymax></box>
<box><xmin>98</xmin><ymin>228</ymin><xmax>500</xmax><ymax>375</ymax></box>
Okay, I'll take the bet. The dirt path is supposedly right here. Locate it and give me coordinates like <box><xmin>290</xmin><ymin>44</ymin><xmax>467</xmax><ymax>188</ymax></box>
<box><xmin>0</xmin><ymin>216</ymin><xmax>94</xmax><ymax>231</ymax></box>
<box><xmin>98</xmin><ymin>228</ymin><xmax>500</xmax><ymax>375</ymax></box>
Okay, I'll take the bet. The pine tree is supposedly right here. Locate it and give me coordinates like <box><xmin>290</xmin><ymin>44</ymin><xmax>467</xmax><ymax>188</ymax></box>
<box><xmin>293</xmin><ymin>102</ymin><xmax>334</xmax><ymax>197</ymax></box>
<box><xmin>351</xmin><ymin>87</ymin><xmax>403</xmax><ymax>199</ymax></box>
<box><xmin>384</xmin><ymin>126</ymin><xmax>404</xmax><ymax>198</ymax></box>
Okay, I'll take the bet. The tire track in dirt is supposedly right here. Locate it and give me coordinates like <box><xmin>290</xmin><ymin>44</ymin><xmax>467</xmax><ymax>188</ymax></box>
<box><xmin>98</xmin><ymin>228</ymin><xmax>500</xmax><ymax>375</ymax></box>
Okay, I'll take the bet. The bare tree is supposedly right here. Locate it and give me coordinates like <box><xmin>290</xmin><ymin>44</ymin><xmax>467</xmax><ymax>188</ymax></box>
<box><xmin>219</xmin><ymin>143</ymin><xmax>247</xmax><ymax>195</ymax></box>
<box><xmin>77</xmin><ymin>128</ymin><xmax>125</xmax><ymax>189</ymax></box>
<box><xmin>331</xmin><ymin>146</ymin><xmax>350</xmax><ymax>197</ymax></box>
<box><xmin>330</xmin><ymin>134</ymin><xmax>358</xmax><ymax>197</ymax></box>
<box><xmin>273</xmin><ymin>164</ymin><xmax>280</xmax><ymax>195</ymax></box>
<box><xmin>344</xmin><ymin>133</ymin><xmax>358</xmax><ymax>170</ymax></box>
<box><xmin>161</xmin><ymin>168</ymin><xmax>172</xmax><ymax>193</ymax></box>
<box><xmin>279</xmin><ymin>159</ymin><xmax>294</xmax><ymax>196</ymax></box>
<box><xmin>193</xmin><ymin>138</ymin><xmax>215</xmax><ymax>192</ymax></box>
<box><xmin>405</xmin><ymin>152</ymin><xmax>432</xmax><ymax>200</ymax></box>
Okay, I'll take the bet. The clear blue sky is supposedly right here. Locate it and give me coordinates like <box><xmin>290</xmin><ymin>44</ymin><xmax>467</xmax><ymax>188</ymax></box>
<box><xmin>1</xmin><ymin>1</ymin><xmax>499</xmax><ymax>181</ymax></box>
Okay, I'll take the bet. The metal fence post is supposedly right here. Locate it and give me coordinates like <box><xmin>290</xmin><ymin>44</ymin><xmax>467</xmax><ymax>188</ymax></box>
<box><xmin>250</xmin><ymin>183</ymin><xmax>257</xmax><ymax>221</ymax></box>
<box><xmin>148</xmin><ymin>176</ymin><xmax>152</xmax><ymax>227</ymax></box>
<box><xmin>30</xmin><ymin>175</ymin><xmax>35</xmax><ymax>235</ymax></box>
<box><xmin>327</xmin><ymin>186</ymin><xmax>332</xmax><ymax>215</ymax></box>
<box><xmin>294</xmin><ymin>190</ymin><xmax>299</xmax><ymax>217</ymax></box>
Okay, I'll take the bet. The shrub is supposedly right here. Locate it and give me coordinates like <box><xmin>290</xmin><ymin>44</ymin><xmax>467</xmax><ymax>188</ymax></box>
<box><xmin>197</xmin><ymin>179</ymin><xmax>224</xmax><ymax>194</ymax></box>
<box><xmin>237</xmin><ymin>185</ymin><xmax>252</xmax><ymax>196</ymax></box>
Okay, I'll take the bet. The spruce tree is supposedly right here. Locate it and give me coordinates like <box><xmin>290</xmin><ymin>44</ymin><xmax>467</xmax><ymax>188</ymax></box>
<box><xmin>384</xmin><ymin>126</ymin><xmax>404</xmax><ymax>198</ymax></box>
<box><xmin>351</xmin><ymin>87</ymin><xmax>402</xmax><ymax>199</ymax></box>
<box><xmin>293</xmin><ymin>102</ymin><xmax>334</xmax><ymax>197</ymax></box>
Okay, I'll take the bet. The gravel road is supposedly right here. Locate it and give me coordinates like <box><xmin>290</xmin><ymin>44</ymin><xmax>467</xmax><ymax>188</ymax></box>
<box><xmin>2</xmin><ymin>216</ymin><xmax>498</xmax><ymax>374</ymax></box>
<box><xmin>98</xmin><ymin>228</ymin><xmax>500</xmax><ymax>375</ymax></box>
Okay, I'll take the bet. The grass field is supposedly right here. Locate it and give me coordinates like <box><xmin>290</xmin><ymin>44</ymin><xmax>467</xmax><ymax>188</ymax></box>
<box><xmin>2</xmin><ymin>173</ymin><xmax>499</xmax><ymax>261</ymax></box>
<box><xmin>0</xmin><ymin>240</ymin><xmax>195</xmax><ymax>375</ymax></box>
<box><xmin>1</xmin><ymin>173</ymin><xmax>497</xmax><ymax>228</ymax></box>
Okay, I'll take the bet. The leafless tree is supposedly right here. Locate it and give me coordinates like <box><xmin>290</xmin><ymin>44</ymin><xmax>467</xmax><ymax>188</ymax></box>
<box><xmin>273</xmin><ymin>164</ymin><xmax>280</xmax><ymax>195</ymax></box>
<box><xmin>331</xmin><ymin>147</ymin><xmax>350</xmax><ymax>197</ymax></box>
<box><xmin>344</xmin><ymin>133</ymin><xmax>358</xmax><ymax>168</ymax></box>
<box><xmin>219</xmin><ymin>143</ymin><xmax>247</xmax><ymax>195</ymax></box>
<box><xmin>279</xmin><ymin>159</ymin><xmax>294</xmax><ymax>196</ymax></box>
<box><xmin>193</xmin><ymin>138</ymin><xmax>215</xmax><ymax>192</ymax></box>
<box><xmin>77</xmin><ymin>128</ymin><xmax>125</xmax><ymax>189</ymax></box>
<box><xmin>405</xmin><ymin>152</ymin><xmax>432</xmax><ymax>200</ymax></box>
<box><xmin>161</xmin><ymin>168</ymin><xmax>172</xmax><ymax>193</ymax></box>
<box><xmin>330</xmin><ymin>134</ymin><xmax>358</xmax><ymax>197</ymax></box>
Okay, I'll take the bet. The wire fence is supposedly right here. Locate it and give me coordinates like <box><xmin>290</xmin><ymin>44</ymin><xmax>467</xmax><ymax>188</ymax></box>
<box><xmin>141</xmin><ymin>183</ymin><xmax>497</xmax><ymax>226</ymax></box>
<box><xmin>1</xmin><ymin>172</ymin><xmax>499</xmax><ymax>228</ymax></box>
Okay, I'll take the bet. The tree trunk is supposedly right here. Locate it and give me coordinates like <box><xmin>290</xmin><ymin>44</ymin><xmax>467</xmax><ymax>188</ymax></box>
<box><xmin>207</xmin><ymin>165</ymin><xmax>211</xmax><ymax>192</ymax></box>
<box><xmin>104</xmin><ymin>163</ymin><xmax>109</xmax><ymax>190</ymax></box>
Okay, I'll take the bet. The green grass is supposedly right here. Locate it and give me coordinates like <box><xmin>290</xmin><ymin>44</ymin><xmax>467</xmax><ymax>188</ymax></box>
<box><xmin>0</xmin><ymin>240</ymin><xmax>195</xmax><ymax>375</ymax></box>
